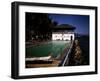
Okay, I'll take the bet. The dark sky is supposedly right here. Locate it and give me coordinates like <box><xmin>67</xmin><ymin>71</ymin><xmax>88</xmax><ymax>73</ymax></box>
<box><xmin>48</xmin><ymin>14</ymin><xmax>89</xmax><ymax>35</ymax></box>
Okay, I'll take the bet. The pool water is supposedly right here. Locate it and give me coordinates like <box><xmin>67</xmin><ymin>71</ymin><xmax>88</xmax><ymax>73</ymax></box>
<box><xmin>26</xmin><ymin>41</ymin><xmax>71</xmax><ymax>57</ymax></box>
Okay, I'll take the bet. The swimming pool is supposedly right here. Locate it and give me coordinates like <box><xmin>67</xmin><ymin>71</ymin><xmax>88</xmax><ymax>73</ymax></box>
<box><xmin>26</xmin><ymin>41</ymin><xmax>71</xmax><ymax>58</ymax></box>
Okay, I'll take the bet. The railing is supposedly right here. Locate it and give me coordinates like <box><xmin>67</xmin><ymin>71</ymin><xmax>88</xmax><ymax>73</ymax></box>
<box><xmin>58</xmin><ymin>41</ymin><xmax>74</xmax><ymax>66</ymax></box>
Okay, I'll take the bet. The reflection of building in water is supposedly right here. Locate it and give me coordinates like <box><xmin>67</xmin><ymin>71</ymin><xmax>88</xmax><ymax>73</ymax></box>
<box><xmin>52</xmin><ymin>24</ymin><xmax>76</xmax><ymax>41</ymax></box>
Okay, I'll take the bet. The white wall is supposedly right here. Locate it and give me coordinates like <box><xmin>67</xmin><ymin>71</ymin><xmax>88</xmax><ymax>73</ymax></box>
<box><xmin>63</xmin><ymin>34</ymin><xmax>74</xmax><ymax>40</ymax></box>
<box><xmin>0</xmin><ymin>0</ymin><xmax>99</xmax><ymax>81</ymax></box>
<box><xmin>52</xmin><ymin>33</ymin><xmax>74</xmax><ymax>41</ymax></box>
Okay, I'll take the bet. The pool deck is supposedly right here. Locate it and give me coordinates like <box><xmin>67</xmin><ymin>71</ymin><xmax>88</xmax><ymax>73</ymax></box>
<box><xmin>26</xmin><ymin>60</ymin><xmax>61</xmax><ymax>68</ymax></box>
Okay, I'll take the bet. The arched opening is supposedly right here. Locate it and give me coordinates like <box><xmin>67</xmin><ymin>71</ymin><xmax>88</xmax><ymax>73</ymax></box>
<box><xmin>71</xmin><ymin>35</ymin><xmax>73</xmax><ymax>41</ymax></box>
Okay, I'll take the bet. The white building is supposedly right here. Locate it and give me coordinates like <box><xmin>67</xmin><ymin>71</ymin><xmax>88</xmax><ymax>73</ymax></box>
<box><xmin>52</xmin><ymin>32</ymin><xmax>75</xmax><ymax>41</ymax></box>
<box><xmin>52</xmin><ymin>24</ymin><xmax>76</xmax><ymax>41</ymax></box>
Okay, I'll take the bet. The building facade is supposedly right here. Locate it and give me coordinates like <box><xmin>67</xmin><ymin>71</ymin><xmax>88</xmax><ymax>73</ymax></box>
<box><xmin>52</xmin><ymin>24</ymin><xmax>76</xmax><ymax>41</ymax></box>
